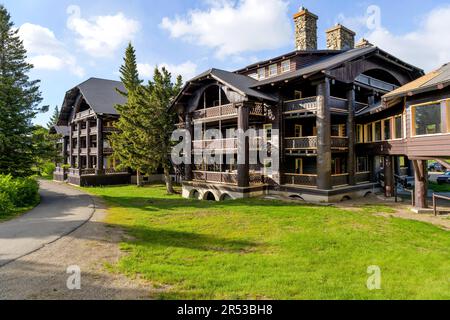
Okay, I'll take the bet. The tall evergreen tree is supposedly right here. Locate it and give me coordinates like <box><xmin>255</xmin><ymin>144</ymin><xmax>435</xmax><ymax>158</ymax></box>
<box><xmin>47</xmin><ymin>106</ymin><xmax>60</xmax><ymax>129</ymax></box>
<box><xmin>110</xmin><ymin>43</ymin><xmax>145</xmax><ymax>185</ymax></box>
<box><xmin>134</xmin><ymin>67</ymin><xmax>182</xmax><ymax>194</ymax></box>
<box><xmin>0</xmin><ymin>5</ymin><xmax>45</xmax><ymax>177</ymax></box>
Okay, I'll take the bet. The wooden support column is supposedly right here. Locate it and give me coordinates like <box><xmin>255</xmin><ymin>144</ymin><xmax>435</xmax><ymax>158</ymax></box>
<box><xmin>347</xmin><ymin>86</ymin><xmax>356</xmax><ymax>186</ymax></box>
<box><xmin>237</xmin><ymin>103</ymin><xmax>249</xmax><ymax>188</ymax></box>
<box><xmin>63</xmin><ymin>135</ymin><xmax>68</xmax><ymax>165</ymax></box>
<box><xmin>316</xmin><ymin>78</ymin><xmax>332</xmax><ymax>190</ymax></box>
<box><xmin>86</xmin><ymin>120</ymin><xmax>91</xmax><ymax>168</ymax></box>
<box><xmin>76</xmin><ymin>122</ymin><xmax>81</xmax><ymax>168</ymax></box>
<box><xmin>96</xmin><ymin>117</ymin><xmax>104</xmax><ymax>175</ymax></box>
<box><xmin>413</xmin><ymin>160</ymin><xmax>428</xmax><ymax>209</ymax></box>
<box><xmin>384</xmin><ymin>156</ymin><xmax>394</xmax><ymax>197</ymax></box>
<box><xmin>185</xmin><ymin>113</ymin><xmax>193</xmax><ymax>181</ymax></box>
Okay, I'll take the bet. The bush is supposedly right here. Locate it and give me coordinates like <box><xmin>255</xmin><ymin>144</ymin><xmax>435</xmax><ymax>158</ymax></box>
<box><xmin>0</xmin><ymin>191</ymin><xmax>13</xmax><ymax>214</ymax></box>
<box><xmin>42</xmin><ymin>162</ymin><xmax>56</xmax><ymax>176</ymax></box>
<box><xmin>0</xmin><ymin>175</ymin><xmax>39</xmax><ymax>209</ymax></box>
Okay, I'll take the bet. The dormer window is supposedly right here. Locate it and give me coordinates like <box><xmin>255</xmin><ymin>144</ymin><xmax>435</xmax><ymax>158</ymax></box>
<box><xmin>281</xmin><ymin>60</ymin><xmax>291</xmax><ymax>73</ymax></box>
<box><xmin>257</xmin><ymin>68</ymin><xmax>266</xmax><ymax>80</ymax></box>
<box><xmin>269</xmin><ymin>64</ymin><xmax>278</xmax><ymax>77</ymax></box>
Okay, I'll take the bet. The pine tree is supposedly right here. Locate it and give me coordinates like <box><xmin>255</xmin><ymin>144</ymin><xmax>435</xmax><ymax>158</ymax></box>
<box><xmin>134</xmin><ymin>67</ymin><xmax>182</xmax><ymax>194</ymax></box>
<box><xmin>47</xmin><ymin>106</ymin><xmax>60</xmax><ymax>129</ymax></box>
<box><xmin>110</xmin><ymin>43</ymin><xmax>145</xmax><ymax>185</ymax></box>
<box><xmin>0</xmin><ymin>5</ymin><xmax>44</xmax><ymax>177</ymax></box>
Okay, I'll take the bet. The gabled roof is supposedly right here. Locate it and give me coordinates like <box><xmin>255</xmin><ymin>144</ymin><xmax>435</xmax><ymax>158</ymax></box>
<box><xmin>383</xmin><ymin>63</ymin><xmax>450</xmax><ymax>100</ymax></box>
<box><xmin>173</xmin><ymin>68</ymin><xmax>278</xmax><ymax>108</ymax></box>
<box><xmin>50</xmin><ymin>125</ymin><xmax>70</xmax><ymax>137</ymax></box>
<box><xmin>251</xmin><ymin>46</ymin><xmax>422</xmax><ymax>87</ymax></box>
<box><xmin>77</xmin><ymin>78</ymin><xmax>127</xmax><ymax>115</ymax></box>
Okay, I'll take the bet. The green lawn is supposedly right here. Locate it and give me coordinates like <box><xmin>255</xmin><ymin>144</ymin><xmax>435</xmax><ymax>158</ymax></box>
<box><xmin>84</xmin><ymin>185</ymin><xmax>450</xmax><ymax>300</ymax></box>
<box><xmin>429</xmin><ymin>182</ymin><xmax>450</xmax><ymax>193</ymax></box>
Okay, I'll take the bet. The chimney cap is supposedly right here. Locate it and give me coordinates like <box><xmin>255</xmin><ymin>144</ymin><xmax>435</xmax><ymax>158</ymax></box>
<box><xmin>293</xmin><ymin>7</ymin><xmax>318</xmax><ymax>20</ymax></box>
<box><xmin>356</xmin><ymin>38</ymin><xmax>374</xmax><ymax>48</ymax></box>
<box><xmin>326</xmin><ymin>24</ymin><xmax>356</xmax><ymax>36</ymax></box>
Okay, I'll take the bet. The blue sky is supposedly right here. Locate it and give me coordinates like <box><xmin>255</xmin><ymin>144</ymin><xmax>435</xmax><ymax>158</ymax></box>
<box><xmin>3</xmin><ymin>0</ymin><xmax>450</xmax><ymax>126</ymax></box>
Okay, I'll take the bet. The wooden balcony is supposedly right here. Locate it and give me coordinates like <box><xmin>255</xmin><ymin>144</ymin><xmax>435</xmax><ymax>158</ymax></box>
<box><xmin>192</xmin><ymin>103</ymin><xmax>265</xmax><ymax>122</ymax></box>
<box><xmin>282</xmin><ymin>174</ymin><xmax>317</xmax><ymax>187</ymax></box>
<box><xmin>192</xmin><ymin>137</ymin><xmax>264</xmax><ymax>153</ymax></box>
<box><xmin>68</xmin><ymin>168</ymin><xmax>128</xmax><ymax>176</ymax></box>
<box><xmin>75</xmin><ymin>109</ymin><xmax>95</xmax><ymax>121</ymax></box>
<box><xmin>89</xmin><ymin>147</ymin><xmax>98</xmax><ymax>154</ymax></box>
<box><xmin>283</xmin><ymin>96</ymin><xmax>368</xmax><ymax>118</ymax></box>
<box><xmin>192</xmin><ymin>171</ymin><xmax>265</xmax><ymax>186</ymax></box>
<box><xmin>103</xmin><ymin>126</ymin><xmax>119</xmax><ymax>133</ymax></box>
<box><xmin>284</xmin><ymin>136</ymin><xmax>349</xmax><ymax>154</ymax></box>
<box><xmin>103</xmin><ymin>147</ymin><xmax>114</xmax><ymax>154</ymax></box>
<box><xmin>355</xmin><ymin>74</ymin><xmax>399</xmax><ymax>92</ymax></box>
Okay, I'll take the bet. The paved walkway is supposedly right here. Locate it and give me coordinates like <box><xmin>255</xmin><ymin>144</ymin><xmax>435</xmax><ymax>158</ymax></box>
<box><xmin>0</xmin><ymin>180</ymin><xmax>95</xmax><ymax>267</ymax></box>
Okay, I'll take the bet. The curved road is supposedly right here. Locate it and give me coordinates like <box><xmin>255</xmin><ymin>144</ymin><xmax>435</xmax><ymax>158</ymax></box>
<box><xmin>0</xmin><ymin>180</ymin><xmax>95</xmax><ymax>267</ymax></box>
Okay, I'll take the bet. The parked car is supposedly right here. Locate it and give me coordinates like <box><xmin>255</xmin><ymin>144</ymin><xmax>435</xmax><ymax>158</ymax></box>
<box><xmin>428</xmin><ymin>162</ymin><xmax>444</xmax><ymax>172</ymax></box>
<box><xmin>436</xmin><ymin>171</ymin><xmax>450</xmax><ymax>185</ymax></box>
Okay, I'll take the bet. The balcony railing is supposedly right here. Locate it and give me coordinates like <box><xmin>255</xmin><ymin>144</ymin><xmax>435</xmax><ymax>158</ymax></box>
<box><xmin>355</xmin><ymin>74</ymin><xmax>399</xmax><ymax>92</ymax></box>
<box><xmin>284</xmin><ymin>96</ymin><xmax>369</xmax><ymax>115</ymax></box>
<box><xmin>75</xmin><ymin>109</ymin><xmax>94</xmax><ymax>120</ymax></box>
<box><xmin>192</xmin><ymin>171</ymin><xmax>264</xmax><ymax>186</ymax></box>
<box><xmin>192</xmin><ymin>103</ymin><xmax>265</xmax><ymax>121</ymax></box>
<box><xmin>104</xmin><ymin>127</ymin><xmax>119</xmax><ymax>133</ymax></box>
<box><xmin>68</xmin><ymin>168</ymin><xmax>128</xmax><ymax>176</ymax></box>
<box><xmin>282</xmin><ymin>174</ymin><xmax>317</xmax><ymax>187</ymax></box>
<box><xmin>284</xmin><ymin>136</ymin><xmax>349</xmax><ymax>150</ymax></box>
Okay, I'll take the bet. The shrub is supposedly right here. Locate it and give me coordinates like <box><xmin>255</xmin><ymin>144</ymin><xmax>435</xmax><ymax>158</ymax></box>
<box><xmin>0</xmin><ymin>175</ymin><xmax>39</xmax><ymax>208</ymax></box>
<box><xmin>0</xmin><ymin>191</ymin><xmax>13</xmax><ymax>214</ymax></box>
<box><xmin>42</xmin><ymin>162</ymin><xmax>56</xmax><ymax>176</ymax></box>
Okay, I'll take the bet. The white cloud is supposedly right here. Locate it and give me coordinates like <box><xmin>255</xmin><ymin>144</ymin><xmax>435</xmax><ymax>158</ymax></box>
<box><xmin>338</xmin><ymin>5</ymin><xmax>450</xmax><ymax>72</ymax></box>
<box><xmin>18</xmin><ymin>23</ymin><xmax>85</xmax><ymax>77</ymax></box>
<box><xmin>138</xmin><ymin>61</ymin><xmax>198</xmax><ymax>81</ymax></box>
<box><xmin>67</xmin><ymin>5</ymin><xmax>140</xmax><ymax>58</ymax></box>
<box><xmin>160</xmin><ymin>0</ymin><xmax>292</xmax><ymax>59</ymax></box>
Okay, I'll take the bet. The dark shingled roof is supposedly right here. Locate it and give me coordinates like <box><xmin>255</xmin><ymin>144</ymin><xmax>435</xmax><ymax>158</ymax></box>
<box><xmin>250</xmin><ymin>46</ymin><xmax>421</xmax><ymax>87</ymax></box>
<box><xmin>76</xmin><ymin>78</ymin><xmax>127</xmax><ymax>115</ymax></box>
<box><xmin>185</xmin><ymin>68</ymin><xmax>278</xmax><ymax>102</ymax></box>
<box><xmin>50</xmin><ymin>125</ymin><xmax>70</xmax><ymax>137</ymax></box>
<box><xmin>383</xmin><ymin>62</ymin><xmax>450</xmax><ymax>100</ymax></box>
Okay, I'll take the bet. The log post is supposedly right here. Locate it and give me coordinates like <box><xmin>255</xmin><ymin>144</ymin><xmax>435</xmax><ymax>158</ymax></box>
<box><xmin>316</xmin><ymin>78</ymin><xmax>332</xmax><ymax>190</ymax></box>
<box><xmin>96</xmin><ymin>117</ymin><xmax>104</xmax><ymax>175</ymax></box>
<box><xmin>86</xmin><ymin>120</ymin><xmax>91</xmax><ymax>169</ymax></box>
<box><xmin>384</xmin><ymin>156</ymin><xmax>394</xmax><ymax>197</ymax></box>
<box><xmin>413</xmin><ymin>159</ymin><xmax>428</xmax><ymax>209</ymax></box>
<box><xmin>76</xmin><ymin>122</ymin><xmax>81</xmax><ymax>169</ymax></box>
<box><xmin>237</xmin><ymin>103</ymin><xmax>249</xmax><ymax>188</ymax></box>
<box><xmin>346</xmin><ymin>86</ymin><xmax>356</xmax><ymax>185</ymax></box>
<box><xmin>185</xmin><ymin>113</ymin><xmax>193</xmax><ymax>181</ymax></box>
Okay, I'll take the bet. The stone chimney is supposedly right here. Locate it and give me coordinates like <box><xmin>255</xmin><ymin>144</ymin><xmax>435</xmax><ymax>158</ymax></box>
<box><xmin>293</xmin><ymin>7</ymin><xmax>318</xmax><ymax>51</ymax></box>
<box><xmin>356</xmin><ymin>38</ymin><xmax>373</xmax><ymax>49</ymax></box>
<box><xmin>326</xmin><ymin>24</ymin><xmax>356</xmax><ymax>50</ymax></box>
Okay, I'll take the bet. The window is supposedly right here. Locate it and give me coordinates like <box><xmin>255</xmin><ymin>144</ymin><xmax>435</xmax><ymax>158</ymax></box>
<box><xmin>357</xmin><ymin>157</ymin><xmax>369</xmax><ymax>173</ymax></box>
<box><xmin>356</xmin><ymin>124</ymin><xmax>364</xmax><ymax>143</ymax></box>
<box><xmin>331</xmin><ymin>124</ymin><xmax>346</xmax><ymax>137</ymax></box>
<box><xmin>268</xmin><ymin>64</ymin><xmax>278</xmax><ymax>77</ymax></box>
<box><xmin>394</xmin><ymin>115</ymin><xmax>403</xmax><ymax>139</ymax></box>
<box><xmin>365</xmin><ymin>123</ymin><xmax>373</xmax><ymax>142</ymax></box>
<box><xmin>257</xmin><ymin>68</ymin><xmax>266</xmax><ymax>80</ymax></box>
<box><xmin>374</xmin><ymin>121</ymin><xmax>382</xmax><ymax>141</ymax></box>
<box><xmin>249</xmin><ymin>73</ymin><xmax>258</xmax><ymax>80</ymax></box>
<box><xmin>281</xmin><ymin>60</ymin><xmax>291</xmax><ymax>73</ymax></box>
<box><xmin>263</xmin><ymin>159</ymin><xmax>273</xmax><ymax>178</ymax></box>
<box><xmin>294</xmin><ymin>125</ymin><xmax>303</xmax><ymax>137</ymax></box>
<box><xmin>412</xmin><ymin>102</ymin><xmax>443</xmax><ymax>136</ymax></box>
<box><xmin>383</xmin><ymin>118</ymin><xmax>392</xmax><ymax>140</ymax></box>
<box><xmin>332</xmin><ymin>157</ymin><xmax>347</xmax><ymax>175</ymax></box>
<box><xmin>295</xmin><ymin>158</ymin><xmax>303</xmax><ymax>175</ymax></box>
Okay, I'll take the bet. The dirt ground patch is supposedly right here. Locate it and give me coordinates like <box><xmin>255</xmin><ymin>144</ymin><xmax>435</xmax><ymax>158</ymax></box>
<box><xmin>0</xmin><ymin>198</ymin><xmax>155</xmax><ymax>300</ymax></box>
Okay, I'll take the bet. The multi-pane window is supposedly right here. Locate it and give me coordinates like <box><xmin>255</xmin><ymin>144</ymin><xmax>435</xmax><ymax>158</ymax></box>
<box><xmin>365</xmin><ymin>123</ymin><xmax>373</xmax><ymax>142</ymax></box>
<box><xmin>269</xmin><ymin>64</ymin><xmax>278</xmax><ymax>77</ymax></box>
<box><xmin>257</xmin><ymin>68</ymin><xmax>266</xmax><ymax>80</ymax></box>
<box><xmin>294</xmin><ymin>125</ymin><xmax>303</xmax><ymax>137</ymax></box>
<box><xmin>374</xmin><ymin>121</ymin><xmax>382</xmax><ymax>141</ymax></box>
<box><xmin>356</xmin><ymin>124</ymin><xmax>364</xmax><ymax>143</ymax></box>
<box><xmin>357</xmin><ymin>157</ymin><xmax>369</xmax><ymax>173</ymax></box>
<box><xmin>412</xmin><ymin>102</ymin><xmax>442</xmax><ymax>136</ymax></box>
<box><xmin>331</xmin><ymin>124</ymin><xmax>346</xmax><ymax>137</ymax></box>
<box><xmin>394</xmin><ymin>115</ymin><xmax>403</xmax><ymax>139</ymax></box>
<box><xmin>295</xmin><ymin>158</ymin><xmax>303</xmax><ymax>175</ymax></box>
<box><xmin>383</xmin><ymin>118</ymin><xmax>391</xmax><ymax>140</ymax></box>
<box><xmin>281</xmin><ymin>60</ymin><xmax>291</xmax><ymax>73</ymax></box>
